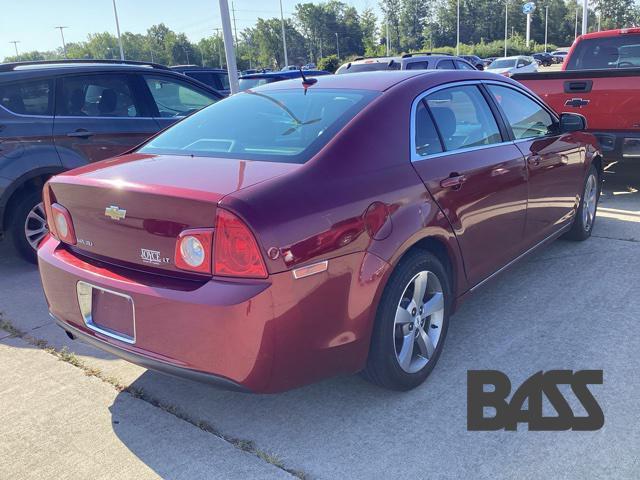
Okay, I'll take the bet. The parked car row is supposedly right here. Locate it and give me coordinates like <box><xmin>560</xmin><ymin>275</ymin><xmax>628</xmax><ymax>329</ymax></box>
<box><xmin>336</xmin><ymin>53</ymin><xmax>479</xmax><ymax>74</ymax></box>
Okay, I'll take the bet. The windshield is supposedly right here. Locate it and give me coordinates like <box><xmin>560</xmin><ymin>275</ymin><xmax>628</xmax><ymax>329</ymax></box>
<box><xmin>488</xmin><ymin>59</ymin><xmax>516</xmax><ymax>69</ymax></box>
<box><xmin>566</xmin><ymin>35</ymin><xmax>640</xmax><ymax>70</ymax></box>
<box><xmin>336</xmin><ymin>61</ymin><xmax>400</xmax><ymax>74</ymax></box>
<box><xmin>238</xmin><ymin>77</ymin><xmax>277</xmax><ymax>91</ymax></box>
<box><xmin>139</xmin><ymin>88</ymin><xmax>377</xmax><ymax>163</ymax></box>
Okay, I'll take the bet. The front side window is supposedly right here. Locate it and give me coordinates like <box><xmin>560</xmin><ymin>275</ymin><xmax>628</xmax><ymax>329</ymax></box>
<box><xmin>487</xmin><ymin>85</ymin><xmax>556</xmax><ymax>139</ymax></box>
<box><xmin>144</xmin><ymin>75</ymin><xmax>218</xmax><ymax>117</ymax></box>
<box><xmin>139</xmin><ymin>88</ymin><xmax>377</xmax><ymax>163</ymax></box>
<box><xmin>436</xmin><ymin>60</ymin><xmax>456</xmax><ymax>70</ymax></box>
<box><xmin>425</xmin><ymin>85</ymin><xmax>502</xmax><ymax>151</ymax></box>
<box><xmin>455</xmin><ymin>61</ymin><xmax>475</xmax><ymax>70</ymax></box>
<box><xmin>0</xmin><ymin>79</ymin><xmax>52</xmax><ymax>115</ymax></box>
<box><xmin>58</xmin><ymin>74</ymin><xmax>140</xmax><ymax>117</ymax></box>
<box><xmin>406</xmin><ymin>61</ymin><xmax>429</xmax><ymax>70</ymax></box>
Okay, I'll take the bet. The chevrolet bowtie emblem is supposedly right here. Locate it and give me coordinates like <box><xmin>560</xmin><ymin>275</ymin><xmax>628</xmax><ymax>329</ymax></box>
<box><xmin>105</xmin><ymin>205</ymin><xmax>127</xmax><ymax>221</ymax></box>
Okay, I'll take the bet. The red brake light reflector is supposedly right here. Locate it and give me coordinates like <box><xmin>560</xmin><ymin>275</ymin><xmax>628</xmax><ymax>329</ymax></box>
<box><xmin>175</xmin><ymin>229</ymin><xmax>214</xmax><ymax>274</ymax></box>
<box><xmin>214</xmin><ymin>209</ymin><xmax>267</xmax><ymax>279</ymax></box>
<box><xmin>50</xmin><ymin>203</ymin><xmax>77</xmax><ymax>245</ymax></box>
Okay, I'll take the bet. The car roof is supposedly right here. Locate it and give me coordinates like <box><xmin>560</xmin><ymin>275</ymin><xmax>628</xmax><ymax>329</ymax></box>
<box><xmin>254</xmin><ymin>70</ymin><xmax>456</xmax><ymax>92</ymax></box>
<box><xmin>240</xmin><ymin>70</ymin><xmax>329</xmax><ymax>79</ymax></box>
<box><xmin>170</xmin><ymin>65</ymin><xmax>227</xmax><ymax>73</ymax></box>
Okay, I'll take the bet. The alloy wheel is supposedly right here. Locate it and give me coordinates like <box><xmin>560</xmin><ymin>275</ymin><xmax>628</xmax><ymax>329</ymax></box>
<box><xmin>394</xmin><ymin>270</ymin><xmax>445</xmax><ymax>374</ymax></box>
<box><xmin>582</xmin><ymin>173</ymin><xmax>598</xmax><ymax>232</ymax></box>
<box><xmin>24</xmin><ymin>202</ymin><xmax>48</xmax><ymax>251</ymax></box>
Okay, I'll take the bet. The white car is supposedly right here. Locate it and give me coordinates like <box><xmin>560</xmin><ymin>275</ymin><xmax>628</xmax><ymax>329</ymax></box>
<box><xmin>486</xmin><ymin>56</ymin><xmax>538</xmax><ymax>77</ymax></box>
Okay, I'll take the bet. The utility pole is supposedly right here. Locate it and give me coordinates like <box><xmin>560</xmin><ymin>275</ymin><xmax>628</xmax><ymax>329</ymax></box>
<box><xmin>504</xmin><ymin>1</ymin><xmax>508</xmax><ymax>57</ymax></box>
<box><xmin>9</xmin><ymin>41</ymin><xmax>20</xmax><ymax>58</ymax></box>
<box><xmin>279</xmin><ymin>0</ymin><xmax>289</xmax><ymax>67</ymax></box>
<box><xmin>456</xmin><ymin>0</ymin><xmax>460</xmax><ymax>56</ymax></box>
<box><xmin>55</xmin><ymin>26</ymin><xmax>68</xmax><ymax>58</ymax></box>
<box><xmin>386</xmin><ymin>18</ymin><xmax>390</xmax><ymax>56</ymax></box>
<box><xmin>574</xmin><ymin>7</ymin><xmax>579</xmax><ymax>41</ymax></box>
<box><xmin>214</xmin><ymin>28</ymin><xmax>224</xmax><ymax>67</ymax></box>
<box><xmin>581</xmin><ymin>0</ymin><xmax>588</xmax><ymax>35</ymax></box>
<box><xmin>232</xmin><ymin>2</ymin><xmax>238</xmax><ymax>49</ymax></box>
<box><xmin>335</xmin><ymin>32</ymin><xmax>339</xmax><ymax>58</ymax></box>
<box><xmin>544</xmin><ymin>6</ymin><xmax>549</xmax><ymax>52</ymax></box>
<box><xmin>112</xmin><ymin>0</ymin><xmax>125</xmax><ymax>60</ymax></box>
<box><xmin>218</xmin><ymin>0</ymin><xmax>240</xmax><ymax>94</ymax></box>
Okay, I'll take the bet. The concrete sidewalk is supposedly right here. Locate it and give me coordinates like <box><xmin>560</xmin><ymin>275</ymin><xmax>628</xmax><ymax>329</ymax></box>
<box><xmin>0</xmin><ymin>336</ymin><xmax>291</xmax><ymax>480</ymax></box>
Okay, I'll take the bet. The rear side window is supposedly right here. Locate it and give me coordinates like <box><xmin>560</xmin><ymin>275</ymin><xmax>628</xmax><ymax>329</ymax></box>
<box><xmin>144</xmin><ymin>75</ymin><xmax>218</xmax><ymax>117</ymax></box>
<box><xmin>139</xmin><ymin>88</ymin><xmax>377</xmax><ymax>163</ymax></box>
<box><xmin>436</xmin><ymin>60</ymin><xmax>456</xmax><ymax>70</ymax></box>
<box><xmin>566</xmin><ymin>36</ymin><xmax>640</xmax><ymax>70</ymax></box>
<box><xmin>185</xmin><ymin>71</ymin><xmax>230</xmax><ymax>91</ymax></box>
<box><xmin>406</xmin><ymin>61</ymin><xmax>429</xmax><ymax>70</ymax></box>
<box><xmin>0</xmin><ymin>79</ymin><xmax>52</xmax><ymax>116</ymax></box>
<box><xmin>414</xmin><ymin>101</ymin><xmax>443</xmax><ymax>156</ymax></box>
<box><xmin>487</xmin><ymin>85</ymin><xmax>556</xmax><ymax>139</ymax></box>
<box><xmin>58</xmin><ymin>74</ymin><xmax>140</xmax><ymax>117</ymax></box>
<box><xmin>425</xmin><ymin>85</ymin><xmax>502</xmax><ymax>151</ymax></box>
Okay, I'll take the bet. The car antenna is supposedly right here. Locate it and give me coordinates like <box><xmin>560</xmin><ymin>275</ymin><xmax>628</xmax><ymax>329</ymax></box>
<box><xmin>299</xmin><ymin>67</ymin><xmax>318</xmax><ymax>91</ymax></box>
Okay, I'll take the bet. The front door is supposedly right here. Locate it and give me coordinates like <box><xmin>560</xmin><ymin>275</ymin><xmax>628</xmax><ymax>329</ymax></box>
<box><xmin>53</xmin><ymin>73</ymin><xmax>159</xmax><ymax>168</ymax></box>
<box><xmin>411</xmin><ymin>84</ymin><xmax>529</xmax><ymax>286</ymax></box>
<box><xmin>485</xmin><ymin>84</ymin><xmax>584</xmax><ymax>244</ymax></box>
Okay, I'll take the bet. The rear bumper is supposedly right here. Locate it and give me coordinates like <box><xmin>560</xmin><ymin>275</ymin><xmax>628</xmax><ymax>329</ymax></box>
<box><xmin>52</xmin><ymin>313</ymin><xmax>250</xmax><ymax>392</ymax></box>
<box><xmin>589</xmin><ymin>131</ymin><xmax>640</xmax><ymax>162</ymax></box>
<box><xmin>38</xmin><ymin>236</ymin><xmax>390</xmax><ymax>393</ymax></box>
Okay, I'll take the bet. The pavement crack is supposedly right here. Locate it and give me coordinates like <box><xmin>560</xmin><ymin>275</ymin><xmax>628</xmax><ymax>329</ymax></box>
<box><xmin>592</xmin><ymin>234</ymin><xmax>640</xmax><ymax>244</ymax></box>
<box><xmin>0</xmin><ymin>313</ymin><xmax>307</xmax><ymax>479</ymax></box>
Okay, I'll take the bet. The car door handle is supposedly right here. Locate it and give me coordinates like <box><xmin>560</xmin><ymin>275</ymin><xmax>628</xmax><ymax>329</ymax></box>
<box><xmin>440</xmin><ymin>174</ymin><xmax>467</xmax><ymax>189</ymax></box>
<box><xmin>527</xmin><ymin>155</ymin><xmax>541</xmax><ymax>166</ymax></box>
<box><xmin>66</xmin><ymin>129</ymin><xmax>95</xmax><ymax>138</ymax></box>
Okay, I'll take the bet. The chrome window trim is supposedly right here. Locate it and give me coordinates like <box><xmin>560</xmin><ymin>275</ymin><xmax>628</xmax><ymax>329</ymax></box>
<box><xmin>410</xmin><ymin>79</ymin><xmax>560</xmax><ymax>163</ymax></box>
<box><xmin>76</xmin><ymin>281</ymin><xmax>136</xmax><ymax>344</ymax></box>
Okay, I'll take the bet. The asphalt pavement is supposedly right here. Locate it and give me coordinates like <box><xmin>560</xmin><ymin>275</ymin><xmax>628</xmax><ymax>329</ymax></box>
<box><xmin>1</xmin><ymin>162</ymin><xmax>639</xmax><ymax>479</ymax></box>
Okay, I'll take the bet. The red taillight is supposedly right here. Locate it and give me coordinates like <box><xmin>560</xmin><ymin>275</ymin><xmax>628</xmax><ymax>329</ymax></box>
<box><xmin>174</xmin><ymin>229</ymin><xmax>214</xmax><ymax>274</ymax></box>
<box><xmin>50</xmin><ymin>203</ymin><xmax>77</xmax><ymax>245</ymax></box>
<box><xmin>214</xmin><ymin>209</ymin><xmax>267</xmax><ymax>279</ymax></box>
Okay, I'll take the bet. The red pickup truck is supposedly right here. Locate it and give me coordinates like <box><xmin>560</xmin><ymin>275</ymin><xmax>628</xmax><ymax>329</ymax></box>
<box><xmin>513</xmin><ymin>28</ymin><xmax>640</xmax><ymax>163</ymax></box>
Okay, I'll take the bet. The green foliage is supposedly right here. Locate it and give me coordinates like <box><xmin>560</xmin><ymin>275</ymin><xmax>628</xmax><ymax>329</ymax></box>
<box><xmin>317</xmin><ymin>54</ymin><xmax>341</xmax><ymax>72</ymax></box>
<box><xmin>423</xmin><ymin>36</ymin><xmax>559</xmax><ymax>59</ymax></box>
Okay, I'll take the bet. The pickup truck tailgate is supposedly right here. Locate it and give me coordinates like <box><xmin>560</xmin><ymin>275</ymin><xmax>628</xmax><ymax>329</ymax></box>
<box><xmin>514</xmin><ymin>69</ymin><xmax>640</xmax><ymax>132</ymax></box>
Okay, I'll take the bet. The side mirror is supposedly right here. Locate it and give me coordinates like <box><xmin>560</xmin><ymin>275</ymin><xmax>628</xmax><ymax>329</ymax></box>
<box><xmin>559</xmin><ymin>113</ymin><xmax>587</xmax><ymax>133</ymax></box>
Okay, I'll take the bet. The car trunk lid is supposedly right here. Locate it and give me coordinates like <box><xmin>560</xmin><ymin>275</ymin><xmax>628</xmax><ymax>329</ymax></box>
<box><xmin>48</xmin><ymin>153</ymin><xmax>300</xmax><ymax>275</ymax></box>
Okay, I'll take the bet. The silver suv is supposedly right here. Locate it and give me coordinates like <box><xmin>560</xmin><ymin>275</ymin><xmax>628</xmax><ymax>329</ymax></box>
<box><xmin>336</xmin><ymin>53</ymin><xmax>477</xmax><ymax>74</ymax></box>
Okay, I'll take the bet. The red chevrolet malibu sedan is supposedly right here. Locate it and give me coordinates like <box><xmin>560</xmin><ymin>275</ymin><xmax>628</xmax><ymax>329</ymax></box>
<box><xmin>38</xmin><ymin>70</ymin><xmax>602</xmax><ymax>393</ymax></box>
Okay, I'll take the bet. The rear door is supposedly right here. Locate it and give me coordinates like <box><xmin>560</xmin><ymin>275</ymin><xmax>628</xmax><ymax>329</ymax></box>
<box><xmin>411</xmin><ymin>83</ymin><xmax>529</xmax><ymax>286</ymax></box>
<box><xmin>486</xmin><ymin>83</ymin><xmax>584</xmax><ymax>243</ymax></box>
<box><xmin>53</xmin><ymin>72</ymin><xmax>159</xmax><ymax>168</ymax></box>
<box><xmin>140</xmin><ymin>74</ymin><xmax>219</xmax><ymax>130</ymax></box>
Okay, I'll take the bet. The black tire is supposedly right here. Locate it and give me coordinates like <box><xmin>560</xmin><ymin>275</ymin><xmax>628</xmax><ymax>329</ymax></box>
<box><xmin>564</xmin><ymin>164</ymin><xmax>600</xmax><ymax>241</ymax></box>
<box><xmin>9</xmin><ymin>190</ymin><xmax>46</xmax><ymax>264</ymax></box>
<box><xmin>362</xmin><ymin>250</ymin><xmax>451</xmax><ymax>391</ymax></box>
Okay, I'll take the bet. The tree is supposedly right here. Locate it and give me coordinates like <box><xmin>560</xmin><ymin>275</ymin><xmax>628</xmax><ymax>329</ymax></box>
<box><xmin>318</xmin><ymin>54</ymin><xmax>341</xmax><ymax>72</ymax></box>
<box><xmin>594</xmin><ymin>0</ymin><xmax>638</xmax><ymax>30</ymax></box>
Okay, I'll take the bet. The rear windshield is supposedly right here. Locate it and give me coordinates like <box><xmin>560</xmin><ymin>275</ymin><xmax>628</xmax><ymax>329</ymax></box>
<box><xmin>488</xmin><ymin>59</ymin><xmax>516</xmax><ymax>69</ymax></box>
<box><xmin>336</xmin><ymin>61</ymin><xmax>400</xmax><ymax>74</ymax></box>
<box><xmin>139</xmin><ymin>88</ymin><xmax>377</xmax><ymax>163</ymax></box>
<box><xmin>566</xmin><ymin>35</ymin><xmax>640</xmax><ymax>70</ymax></box>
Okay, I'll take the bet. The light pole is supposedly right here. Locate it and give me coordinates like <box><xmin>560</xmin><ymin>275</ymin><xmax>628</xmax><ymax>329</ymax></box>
<box><xmin>9</xmin><ymin>41</ymin><xmax>20</xmax><ymax>59</ymax></box>
<box><xmin>574</xmin><ymin>7</ymin><xmax>579</xmax><ymax>41</ymax></box>
<box><xmin>335</xmin><ymin>32</ymin><xmax>339</xmax><ymax>58</ymax></box>
<box><xmin>581</xmin><ymin>0</ymin><xmax>588</xmax><ymax>35</ymax></box>
<box><xmin>544</xmin><ymin>6</ymin><xmax>549</xmax><ymax>52</ymax></box>
<box><xmin>55</xmin><ymin>26</ymin><xmax>68</xmax><ymax>58</ymax></box>
<box><xmin>504</xmin><ymin>1</ymin><xmax>508</xmax><ymax>57</ymax></box>
<box><xmin>112</xmin><ymin>0</ymin><xmax>125</xmax><ymax>60</ymax></box>
<box><xmin>386</xmin><ymin>18</ymin><xmax>390</xmax><ymax>56</ymax></box>
<box><xmin>456</xmin><ymin>0</ymin><xmax>460</xmax><ymax>56</ymax></box>
<box><xmin>279</xmin><ymin>0</ymin><xmax>289</xmax><ymax>68</ymax></box>
<box><xmin>218</xmin><ymin>0</ymin><xmax>240</xmax><ymax>94</ymax></box>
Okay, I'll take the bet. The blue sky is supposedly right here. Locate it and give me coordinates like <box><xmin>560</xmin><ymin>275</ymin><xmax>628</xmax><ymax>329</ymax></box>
<box><xmin>1</xmin><ymin>0</ymin><xmax>378</xmax><ymax>59</ymax></box>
